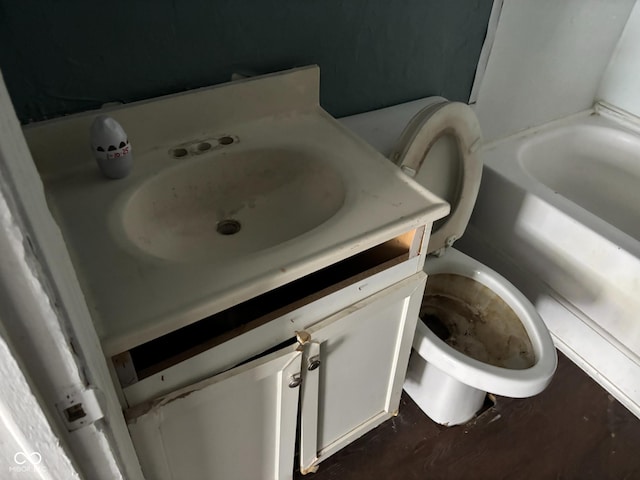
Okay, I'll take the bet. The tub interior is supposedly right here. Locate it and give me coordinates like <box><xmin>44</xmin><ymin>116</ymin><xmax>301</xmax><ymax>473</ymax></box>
<box><xmin>518</xmin><ymin>125</ymin><xmax>640</xmax><ymax>239</ymax></box>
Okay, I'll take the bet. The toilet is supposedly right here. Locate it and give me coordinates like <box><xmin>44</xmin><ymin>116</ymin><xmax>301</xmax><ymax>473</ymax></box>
<box><xmin>341</xmin><ymin>97</ymin><xmax>557</xmax><ymax>426</ymax></box>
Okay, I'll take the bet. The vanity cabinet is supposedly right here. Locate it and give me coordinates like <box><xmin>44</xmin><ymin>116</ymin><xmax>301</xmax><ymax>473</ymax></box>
<box><xmin>124</xmin><ymin>273</ymin><xmax>425</xmax><ymax>479</ymax></box>
<box><xmin>115</xmin><ymin>229</ymin><xmax>428</xmax><ymax>479</ymax></box>
<box><xmin>25</xmin><ymin>65</ymin><xmax>450</xmax><ymax>480</ymax></box>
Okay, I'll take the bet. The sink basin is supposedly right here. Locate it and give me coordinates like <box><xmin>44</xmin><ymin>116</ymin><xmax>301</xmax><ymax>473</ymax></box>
<box><xmin>120</xmin><ymin>148</ymin><xmax>345</xmax><ymax>262</ymax></box>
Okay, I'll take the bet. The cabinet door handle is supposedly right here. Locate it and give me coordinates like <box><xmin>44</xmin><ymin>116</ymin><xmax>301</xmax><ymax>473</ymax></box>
<box><xmin>307</xmin><ymin>356</ymin><xmax>321</xmax><ymax>371</ymax></box>
<box><xmin>288</xmin><ymin>373</ymin><xmax>302</xmax><ymax>388</ymax></box>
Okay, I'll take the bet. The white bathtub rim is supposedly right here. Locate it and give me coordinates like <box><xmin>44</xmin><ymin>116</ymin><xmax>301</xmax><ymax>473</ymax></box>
<box><xmin>479</xmin><ymin>116</ymin><xmax>640</xmax><ymax>260</ymax></box>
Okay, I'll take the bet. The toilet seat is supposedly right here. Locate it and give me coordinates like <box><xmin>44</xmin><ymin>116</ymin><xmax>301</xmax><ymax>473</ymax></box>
<box><xmin>388</xmin><ymin>99</ymin><xmax>556</xmax><ymax>424</ymax></box>
<box><xmin>339</xmin><ymin>98</ymin><xmax>557</xmax><ymax>425</ymax></box>
<box><xmin>391</xmin><ymin>101</ymin><xmax>482</xmax><ymax>254</ymax></box>
<box><xmin>342</xmin><ymin>97</ymin><xmax>557</xmax><ymax>425</ymax></box>
<box><xmin>390</xmin><ymin>99</ymin><xmax>554</xmax><ymax>394</ymax></box>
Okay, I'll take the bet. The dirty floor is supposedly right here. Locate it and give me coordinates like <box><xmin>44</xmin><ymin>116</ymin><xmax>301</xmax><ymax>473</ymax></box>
<box><xmin>294</xmin><ymin>352</ymin><xmax>640</xmax><ymax>480</ymax></box>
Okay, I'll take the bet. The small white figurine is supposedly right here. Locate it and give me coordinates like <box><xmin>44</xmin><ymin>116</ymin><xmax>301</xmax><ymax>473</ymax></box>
<box><xmin>90</xmin><ymin>115</ymin><xmax>133</xmax><ymax>179</ymax></box>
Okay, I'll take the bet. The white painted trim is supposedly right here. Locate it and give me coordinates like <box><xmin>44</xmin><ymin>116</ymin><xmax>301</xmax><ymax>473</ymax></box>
<box><xmin>469</xmin><ymin>0</ymin><xmax>504</xmax><ymax>105</ymax></box>
<box><xmin>0</xmin><ymin>71</ymin><xmax>143</xmax><ymax>478</ymax></box>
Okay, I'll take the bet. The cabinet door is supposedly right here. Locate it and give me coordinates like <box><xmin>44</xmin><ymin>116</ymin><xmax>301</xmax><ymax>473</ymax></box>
<box><xmin>126</xmin><ymin>344</ymin><xmax>302</xmax><ymax>480</ymax></box>
<box><xmin>299</xmin><ymin>272</ymin><xmax>426</xmax><ymax>473</ymax></box>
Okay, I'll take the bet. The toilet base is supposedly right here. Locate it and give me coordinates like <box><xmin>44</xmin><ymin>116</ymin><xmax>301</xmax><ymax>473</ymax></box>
<box><xmin>404</xmin><ymin>351</ymin><xmax>487</xmax><ymax>426</ymax></box>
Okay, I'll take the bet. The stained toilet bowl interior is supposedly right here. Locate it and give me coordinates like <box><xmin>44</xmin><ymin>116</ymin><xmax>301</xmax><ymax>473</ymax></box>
<box><xmin>420</xmin><ymin>273</ymin><xmax>535</xmax><ymax>370</ymax></box>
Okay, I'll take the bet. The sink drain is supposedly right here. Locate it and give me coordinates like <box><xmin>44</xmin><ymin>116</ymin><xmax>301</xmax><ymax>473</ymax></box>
<box><xmin>216</xmin><ymin>219</ymin><xmax>241</xmax><ymax>235</ymax></box>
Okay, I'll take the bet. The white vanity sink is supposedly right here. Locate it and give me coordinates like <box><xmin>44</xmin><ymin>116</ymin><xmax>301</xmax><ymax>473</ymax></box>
<box><xmin>24</xmin><ymin>66</ymin><xmax>448</xmax><ymax>356</ymax></box>
<box><xmin>24</xmin><ymin>66</ymin><xmax>452</xmax><ymax>480</ymax></box>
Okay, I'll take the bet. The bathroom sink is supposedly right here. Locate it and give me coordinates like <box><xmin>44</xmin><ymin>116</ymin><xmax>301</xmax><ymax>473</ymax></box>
<box><xmin>121</xmin><ymin>148</ymin><xmax>345</xmax><ymax>262</ymax></box>
<box><xmin>25</xmin><ymin>66</ymin><xmax>449</xmax><ymax>355</ymax></box>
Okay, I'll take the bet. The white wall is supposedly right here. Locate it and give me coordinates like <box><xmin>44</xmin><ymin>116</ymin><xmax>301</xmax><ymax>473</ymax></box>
<box><xmin>476</xmin><ymin>0</ymin><xmax>636</xmax><ymax>143</ymax></box>
<box><xmin>598</xmin><ymin>1</ymin><xmax>640</xmax><ymax>118</ymax></box>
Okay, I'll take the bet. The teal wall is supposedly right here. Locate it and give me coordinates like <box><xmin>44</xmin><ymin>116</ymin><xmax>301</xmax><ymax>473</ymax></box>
<box><xmin>0</xmin><ymin>0</ymin><xmax>493</xmax><ymax>124</ymax></box>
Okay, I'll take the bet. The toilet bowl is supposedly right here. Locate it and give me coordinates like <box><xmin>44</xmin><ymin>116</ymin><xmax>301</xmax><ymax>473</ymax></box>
<box><xmin>340</xmin><ymin>97</ymin><xmax>557</xmax><ymax>426</ymax></box>
<box><xmin>406</xmin><ymin>247</ymin><xmax>557</xmax><ymax>425</ymax></box>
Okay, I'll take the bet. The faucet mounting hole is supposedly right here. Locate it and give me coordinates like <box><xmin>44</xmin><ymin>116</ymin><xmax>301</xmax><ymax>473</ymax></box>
<box><xmin>197</xmin><ymin>142</ymin><xmax>212</xmax><ymax>152</ymax></box>
<box><xmin>219</xmin><ymin>136</ymin><xmax>235</xmax><ymax>146</ymax></box>
<box><xmin>172</xmin><ymin>148</ymin><xmax>188</xmax><ymax>158</ymax></box>
<box><xmin>216</xmin><ymin>219</ymin><xmax>241</xmax><ymax>235</ymax></box>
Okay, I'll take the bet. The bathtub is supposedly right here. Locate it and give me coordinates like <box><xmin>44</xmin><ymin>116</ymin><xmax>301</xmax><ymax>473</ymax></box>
<box><xmin>458</xmin><ymin>108</ymin><xmax>640</xmax><ymax>417</ymax></box>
